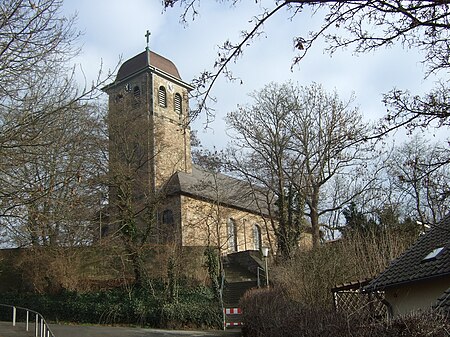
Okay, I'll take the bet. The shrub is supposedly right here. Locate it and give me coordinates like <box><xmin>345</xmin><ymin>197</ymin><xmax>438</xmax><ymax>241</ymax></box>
<box><xmin>240</xmin><ymin>288</ymin><xmax>450</xmax><ymax>337</ymax></box>
<box><xmin>383</xmin><ymin>312</ymin><xmax>450</xmax><ymax>336</ymax></box>
<box><xmin>240</xmin><ymin>288</ymin><xmax>348</xmax><ymax>337</ymax></box>
<box><xmin>272</xmin><ymin>230</ymin><xmax>414</xmax><ymax>309</ymax></box>
<box><xmin>0</xmin><ymin>284</ymin><xmax>222</xmax><ymax>329</ymax></box>
<box><xmin>160</xmin><ymin>301</ymin><xmax>222</xmax><ymax>329</ymax></box>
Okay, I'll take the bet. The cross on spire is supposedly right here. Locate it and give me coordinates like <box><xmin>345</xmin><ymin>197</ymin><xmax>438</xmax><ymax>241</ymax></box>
<box><xmin>145</xmin><ymin>30</ymin><xmax>151</xmax><ymax>50</ymax></box>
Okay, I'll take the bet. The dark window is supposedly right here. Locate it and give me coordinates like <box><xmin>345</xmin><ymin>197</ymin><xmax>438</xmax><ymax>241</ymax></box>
<box><xmin>227</xmin><ymin>219</ymin><xmax>238</xmax><ymax>252</ymax></box>
<box><xmin>174</xmin><ymin>93</ymin><xmax>182</xmax><ymax>115</ymax></box>
<box><xmin>133</xmin><ymin>86</ymin><xmax>141</xmax><ymax>98</ymax></box>
<box><xmin>253</xmin><ymin>224</ymin><xmax>262</xmax><ymax>251</ymax></box>
<box><xmin>133</xmin><ymin>86</ymin><xmax>141</xmax><ymax>107</ymax></box>
<box><xmin>162</xmin><ymin>209</ymin><xmax>174</xmax><ymax>224</ymax></box>
<box><xmin>158</xmin><ymin>86</ymin><xmax>167</xmax><ymax>108</ymax></box>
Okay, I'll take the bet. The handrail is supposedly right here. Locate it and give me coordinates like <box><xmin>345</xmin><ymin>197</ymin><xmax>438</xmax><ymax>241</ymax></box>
<box><xmin>219</xmin><ymin>267</ymin><xmax>226</xmax><ymax>330</ymax></box>
<box><xmin>257</xmin><ymin>266</ymin><xmax>266</xmax><ymax>288</ymax></box>
<box><xmin>0</xmin><ymin>303</ymin><xmax>55</xmax><ymax>337</ymax></box>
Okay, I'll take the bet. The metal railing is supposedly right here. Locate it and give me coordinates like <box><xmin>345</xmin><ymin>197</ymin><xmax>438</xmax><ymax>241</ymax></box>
<box><xmin>220</xmin><ymin>267</ymin><xmax>226</xmax><ymax>330</ymax></box>
<box><xmin>0</xmin><ymin>303</ymin><xmax>55</xmax><ymax>337</ymax></box>
<box><xmin>257</xmin><ymin>266</ymin><xmax>267</xmax><ymax>288</ymax></box>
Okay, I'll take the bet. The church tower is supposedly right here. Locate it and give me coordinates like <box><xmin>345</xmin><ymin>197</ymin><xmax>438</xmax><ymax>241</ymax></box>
<box><xmin>103</xmin><ymin>47</ymin><xmax>193</xmax><ymax>234</ymax></box>
<box><xmin>101</xmin><ymin>43</ymin><xmax>280</xmax><ymax>254</ymax></box>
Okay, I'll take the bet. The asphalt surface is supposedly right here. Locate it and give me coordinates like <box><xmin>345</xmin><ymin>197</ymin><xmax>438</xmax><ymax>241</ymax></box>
<box><xmin>0</xmin><ymin>322</ymin><xmax>242</xmax><ymax>337</ymax></box>
<box><xmin>0</xmin><ymin>322</ymin><xmax>35</xmax><ymax>337</ymax></box>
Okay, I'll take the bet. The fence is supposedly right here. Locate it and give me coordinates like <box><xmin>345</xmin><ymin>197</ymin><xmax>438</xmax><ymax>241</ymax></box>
<box><xmin>331</xmin><ymin>279</ymin><xmax>388</xmax><ymax>320</ymax></box>
<box><xmin>0</xmin><ymin>303</ymin><xmax>55</xmax><ymax>337</ymax></box>
<box><xmin>256</xmin><ymin>266</ymin><xmax>268</xmax><ymax>288</ymax></box>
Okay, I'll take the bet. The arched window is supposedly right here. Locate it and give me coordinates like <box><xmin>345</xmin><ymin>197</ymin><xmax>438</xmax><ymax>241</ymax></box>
<box><xmin>162</xmin><ymin>209</ymin><xmax>174</xmax><ymax>224</ymax></box>
<box><xmin>253</xmin><ymin>224</ymin><xmax>262</xmax><ymax>251</ymax></box>
<box><xmin>174</xmin><ymin>93</ymin><xmax>182</xmax><ymax>115</ymax></box>
<box><xmin>133</xmin><ymin>86</ymin><xmax>141</xmax><ymax>107</ymax></box>
<box><xmin>133</xmin><ymin>86</ymin><xmax>141</xmax><ymax>98</ymax></box>
<box><xmin>227</xmin><ymin>218</ymin><xmax>238</xmax><ymax>252</ymax></box>
<box><xmin>158</xmin><ymin>86</ymin><xmax>167</xmax><ymax>107</ymax></box>
<box><xmin>161</xmin><ymin>209</ymin><xmax>176</xmax><ymax>243</ymax></box>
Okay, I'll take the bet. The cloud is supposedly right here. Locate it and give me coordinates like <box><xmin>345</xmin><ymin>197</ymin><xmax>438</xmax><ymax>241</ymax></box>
<box><xmin>64</xmin><ymin>0</ymin><xmax>164</xmax><ymax>75</ymax></box>
<box><xmin>62</xmin><ymin>1</ymin><xmax>446</xmax><ymax>149</ymax></box>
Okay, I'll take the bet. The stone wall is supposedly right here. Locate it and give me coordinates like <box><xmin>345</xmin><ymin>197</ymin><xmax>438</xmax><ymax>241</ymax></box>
<box><xmin>180</xmin><ymin>195</ymin><xmax>277</xmax><ymax>255</ymax></box>
<box><xmin>0</xmin><ymin>245</ymin><xmax>209</xmax><ymax>293</ymax></box>
<box><xmin>152</xmin><ymin>73</ymin><xmax>192</xmax><ymax>188</ymax></box>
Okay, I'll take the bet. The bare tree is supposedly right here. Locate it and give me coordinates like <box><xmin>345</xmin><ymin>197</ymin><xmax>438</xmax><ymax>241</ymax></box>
<box><xmin>289</xmin><ymin>83</ymin><xmax>377</xmax><ymax>247</ymax></box>
<box><xmin>190</xmin><ymin>149</ymin><xmax>228</xmax><ymax>252</ymax></box>
<box><xmin>0</xmin><ymin>0</ymin><xmax>114</xmax><ymax>247</ymax></box>
<box><xmin>106</xmin><ymin>89</ymin><xmax>161</xmax><ymax>287</ymax></box>
<box><xmin>164</xmin><ymin>1</ymin><xmax>450</xmax><ymax>145</ymax></box>
<box><xmin>0</xmin><ymin>102</ymin><xmax>106</xmax><ymax>247</ymax></box>
<box><xmin>226</xmin><ymin>82</ymin><xmax>374</xmax><ymax>254</ymax></box>
<box><xmin>225</xmin><ymin>82</ymin><xmax>304</xmax><ymax>259</ymax></box>
<box><xmin>164</xmin><ymin>0</ymin><xmax>450</xmax><ymax>238</ymax></box>
<box><xmin>385</xmin><ymin>135</ymin><xmax>450</xmax><ymax>224</ymax></box>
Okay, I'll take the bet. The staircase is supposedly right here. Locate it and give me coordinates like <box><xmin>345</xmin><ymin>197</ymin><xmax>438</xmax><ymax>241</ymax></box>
<box><xmin>222</xmin><ymin>250</ymin><xmax>265</xmax><ymax>328</ymax></box>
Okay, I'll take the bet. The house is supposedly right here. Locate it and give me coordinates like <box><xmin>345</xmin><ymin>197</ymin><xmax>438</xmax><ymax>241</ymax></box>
<box><xmin>101</xmin><ymin>47</ymin><xmax>284</xmax><ymax>255</ymax></box>
<box><xmin>364</xmin><ymin>213</ymin><xmax>450</xmax><ymax>317</ymax></box>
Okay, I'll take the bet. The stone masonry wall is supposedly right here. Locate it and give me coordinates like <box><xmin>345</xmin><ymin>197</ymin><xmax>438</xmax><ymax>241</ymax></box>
<box><xmin>180</xmin><ymin>195</ymin><xmax>277</xmax><ymax>255</ymax></box>
<box><xmin>152</xmin><ymin>74</ymin><xmax>192</xmax><ymax>188</ymax></box>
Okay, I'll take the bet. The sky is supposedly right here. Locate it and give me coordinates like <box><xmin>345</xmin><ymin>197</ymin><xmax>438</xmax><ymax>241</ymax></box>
<box><xmin>62</xmin><ymin>0</ymin><xmax>444</xmax><ymax>149</ymax></box>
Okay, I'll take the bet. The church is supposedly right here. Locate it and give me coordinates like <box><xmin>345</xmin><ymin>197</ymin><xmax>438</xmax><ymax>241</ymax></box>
<box><xmin>102</xmin><ymin>47</ymin><xmax>277</xmax><ymax>256</ymax></box>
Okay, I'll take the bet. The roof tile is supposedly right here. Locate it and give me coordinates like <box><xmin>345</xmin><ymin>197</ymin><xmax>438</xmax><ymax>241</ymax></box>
<box><xmin>116</xmin><ymin>49</ymin><xmax>181</xmax><ymax>82</ymax></box>
<box><xmin>164</xmin><ymin>165</ymin><xmax>274</xmax><ymax>216</ymax></box>
<box><xmin>365</xmin><ymin>213</ymin><xmax>450</xmax><ymax>291</ymax></box>
<box><xmin>433</xmin><ymin>287</ymin><xmax>450</xmax><ymax>314</ymax></box>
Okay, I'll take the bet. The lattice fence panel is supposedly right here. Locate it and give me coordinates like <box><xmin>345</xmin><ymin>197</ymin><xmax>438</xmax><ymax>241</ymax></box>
<box><xmin>333</xmin><ymin>290</ymin><xmax>388</xmax><ymax>320</ymax></box>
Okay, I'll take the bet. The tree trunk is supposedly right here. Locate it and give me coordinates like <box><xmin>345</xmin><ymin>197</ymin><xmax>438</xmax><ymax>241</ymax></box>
<box><xmin>129</xmin><ymin>243</ymin><xmax>144</xmax><ymax>288</ymax></box>
<box><xmin>310</xmin><ymin>187</ymin><xmax>321</xmax><ymax>249</ymax></box>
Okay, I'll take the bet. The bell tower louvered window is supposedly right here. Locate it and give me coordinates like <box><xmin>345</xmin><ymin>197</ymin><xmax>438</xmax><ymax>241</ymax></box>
<box><xmin>133</xmin><ymin>86</ymin><xmax>141</xmax><ymax>98</ymax></box>
<box><xmin>158</xmin><ymin>86</ymin><xmax>167</xmax><ymax>108</ymax></box>
<box><xmin>174</xmin><ymin>93</ymin><xmax>182</xmax><ymax>115</ymax></box>
<box><xmin>133</xmin><ymin>86</ymin><xmax>141</xmax><ymax>107</ymax></box>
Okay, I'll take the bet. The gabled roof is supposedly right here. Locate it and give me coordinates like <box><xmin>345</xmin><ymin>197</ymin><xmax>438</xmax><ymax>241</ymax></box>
<box><xmin>164</xmin><ymin>165</ymin><xmax>274</xmax><ymax>217</ymax></box>
<box><xmin>365</xmin><ymin>213</ymin><xmax>450</xmax><ymax>291</ymax></box>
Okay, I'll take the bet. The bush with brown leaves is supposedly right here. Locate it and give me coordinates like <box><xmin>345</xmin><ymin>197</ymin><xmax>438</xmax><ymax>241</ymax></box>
<box><xmin>240</xmin><ymin>288</ymin><xmax>450</xmax><ymax>337</ymax></box>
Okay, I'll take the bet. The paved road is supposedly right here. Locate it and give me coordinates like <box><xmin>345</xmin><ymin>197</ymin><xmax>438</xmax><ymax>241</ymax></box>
<box><xmin>52</xmin><ymin>324</ymin><xmax>241</xmax><ymax>337</ymax></box>
<box><xmin>0</xmin><ymin>322</ymin><xmax>35</xmax><ymax>337</ymax></box>
<box><xmin>0</xmin><ymin>322</ymin><xmax>241</xmax><ymax>337</ymax></box>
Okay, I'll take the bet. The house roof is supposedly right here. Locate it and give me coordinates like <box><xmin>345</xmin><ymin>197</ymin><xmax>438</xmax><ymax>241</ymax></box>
<box><xmin>365</xmin><ymin>213</ymin><xmax>450</xmax><ymax>292</ymax></box>
<box><xmin>116</xmin><ymin>49</ymin><xmax>182</xmax><ymax>82</ymax></box>
<box><xmin>332</xmin><ymin>278</ymin><xmax>372</xmax><ymax>293</ymax></box>
<box><xmin>433</xmin><ymin>287</ymin><xmax>450</xmax><ymax>313</ymax></box>
<box><xmin>164</xmin><ymin>165</ymin><xmax>274</xmax><ymax>217</ymax></box>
